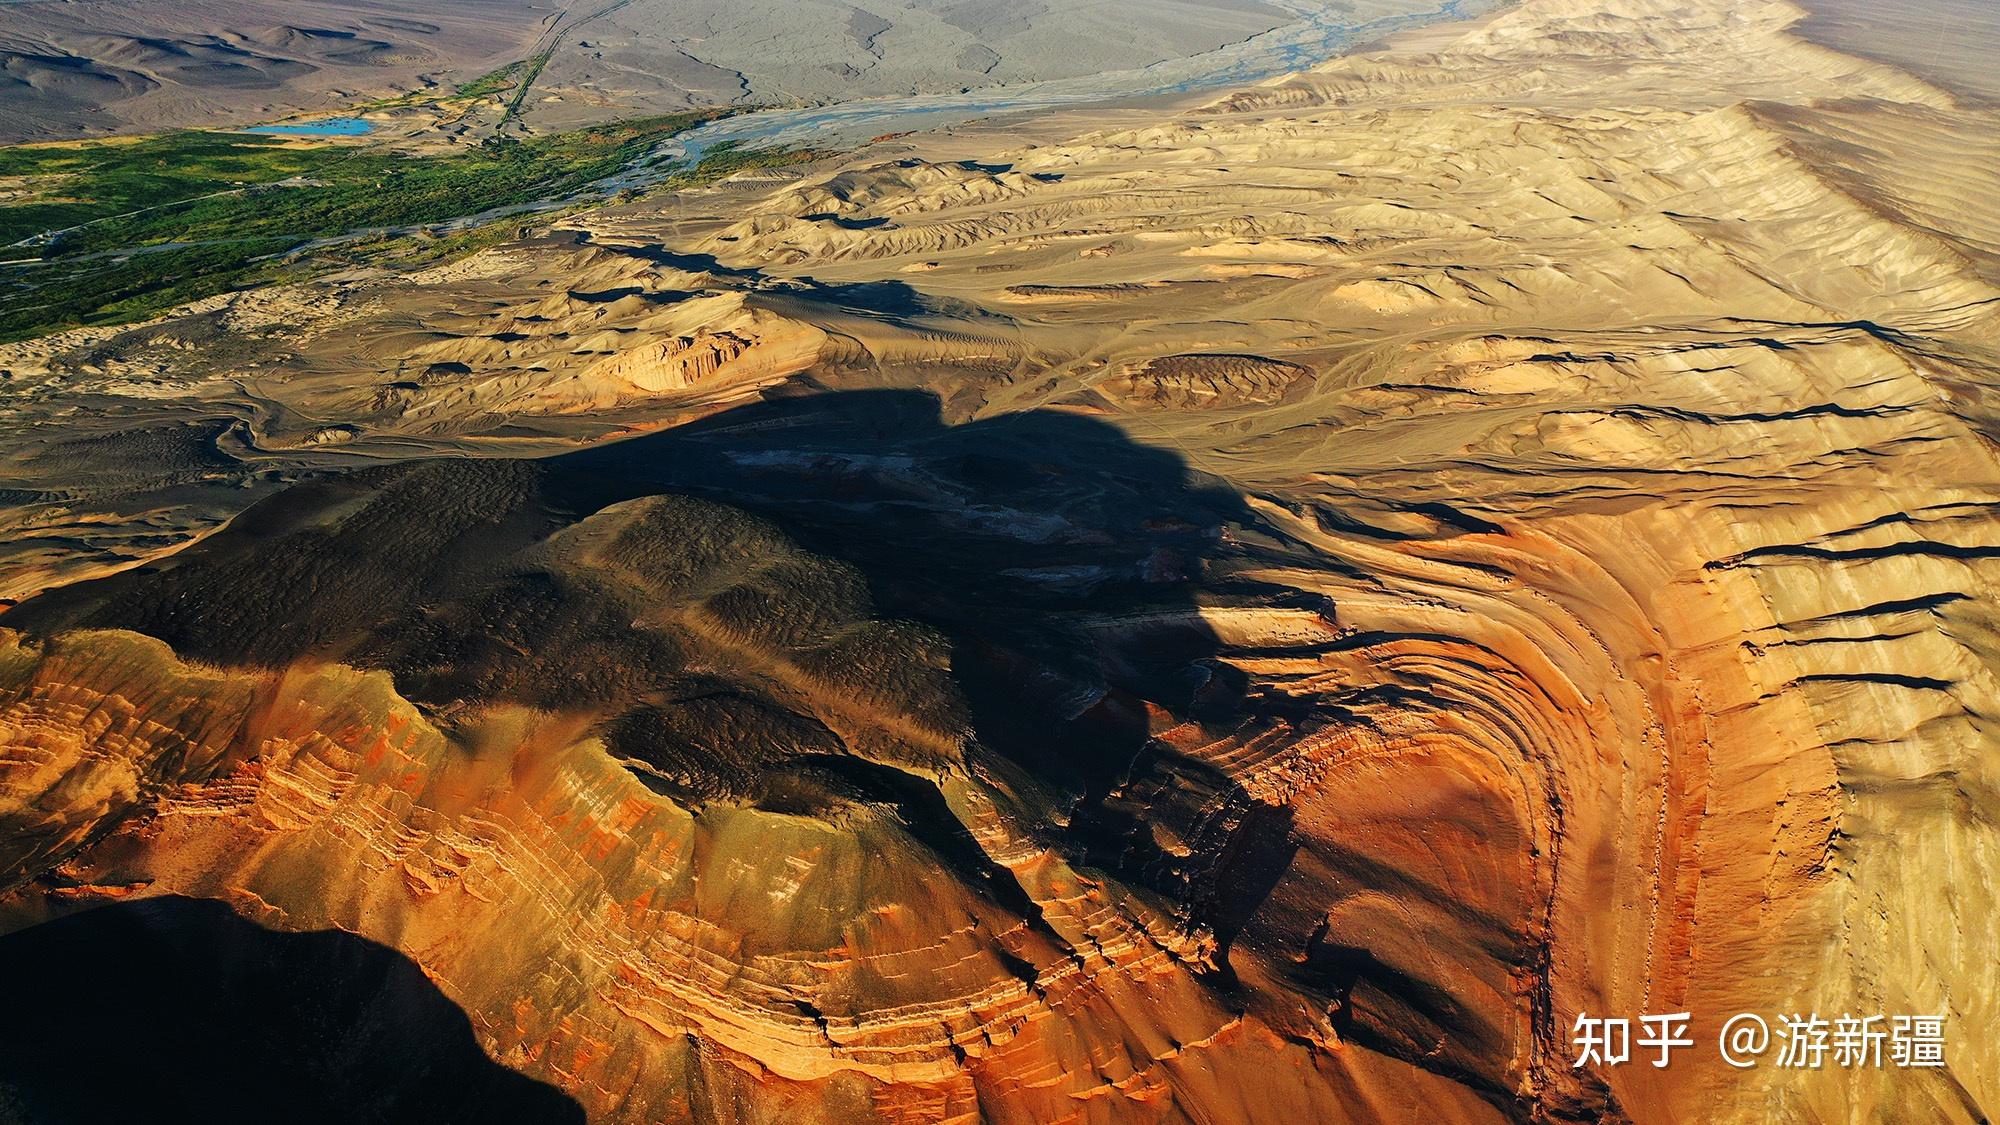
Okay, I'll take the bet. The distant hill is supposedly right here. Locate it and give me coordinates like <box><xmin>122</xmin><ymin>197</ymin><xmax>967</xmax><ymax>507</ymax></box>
<box><xmin>0</xmin><ymin>0</ymin><xmax>542</xmax><ymax>142</ymax></box>
<box><xmin>0</xmin><ymin>0</ymin><xmax>1405</xmax><ymax>142</ymax></box>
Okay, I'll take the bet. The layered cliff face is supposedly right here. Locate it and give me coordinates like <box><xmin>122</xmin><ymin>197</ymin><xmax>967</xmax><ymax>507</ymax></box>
<box><xmin>0</xmin><ymin>445</ymin><xmax>1514</xmax><ymax>1124</ymax></box>
<box><xmin>2</xmin><ymin>0</ymin><xmax>1998</xmax><ymax>1122</ymax></box>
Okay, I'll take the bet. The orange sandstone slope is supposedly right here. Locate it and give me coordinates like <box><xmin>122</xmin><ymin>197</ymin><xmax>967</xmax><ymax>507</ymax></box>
<box><xmin>2</xmin><ymin>0</ymin><xmax>1999</xmax><ymax>1122</ymax></box>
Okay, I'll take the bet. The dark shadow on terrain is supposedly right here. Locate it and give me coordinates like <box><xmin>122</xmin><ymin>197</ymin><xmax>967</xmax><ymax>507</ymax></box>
<box><xmin>578</xmin><ymin>233</ymin><xmax>998</xmax><ymax>321</ymax></box>
<box><xmin>0</xmin><ymin>386</ymin><xmax>1522</xmax><ymax>1107</ymax></box>
<box><xmin>608</xmin><ymin>245</ymin><xmax>762</xmax><ymax>280</ymax></box>
<box><xmin>0</xmin><ymin>896</ymin><xmax>583</xmax><ymax>1125</ymax></box>
<box><xmin>551</xmin><ymin>390</ymin><xmax>1309</xmax><ymax>972</ymax></box>
<box><xmin>1303</xmin><ymin>935</ymin><xmax>1515</xmax><ymax>1104</ymax></box>
<box><xmin>555</xmin><ymin>389</ymin><xmax>1254</xmax><ymax>799</ymax></box>
<box><xmin>3</xmin><ymin>390</ymin><xmax>1288</xmax><ymax>959</ymax></box>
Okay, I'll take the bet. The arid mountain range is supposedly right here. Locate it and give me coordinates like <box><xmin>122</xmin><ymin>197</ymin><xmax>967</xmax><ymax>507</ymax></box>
<box><xmin>0</xmin><ymin>0</ymin><xmax>540</xmax><ymax>141</ymax></box>
<box><xmin>1</xmin><ymin>0</ymin><xmax>1997</xmax><ymax>1122</ymax></box>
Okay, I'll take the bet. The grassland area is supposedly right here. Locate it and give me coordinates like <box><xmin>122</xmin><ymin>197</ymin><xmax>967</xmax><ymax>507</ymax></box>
<box><xmin>0</xmin><ymin>113</ymin><xmax>810</xmax><ymax>344</ymax></box>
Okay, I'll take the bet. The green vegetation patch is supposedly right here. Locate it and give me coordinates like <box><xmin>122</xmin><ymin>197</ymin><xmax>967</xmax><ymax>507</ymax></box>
<box><xmin>455</xmin><ymin>60</ymin><xmax>528</xmax><ymax>100</ymax></box>
<box><xmin>0</xmin><ymin>112</ymin><xmax>789</xmax><ymax>344</ymax></box>
<box><xmin>0</xmin><ymin>132</ymin><xmax>339</xmax><ymax>248</ymax></box>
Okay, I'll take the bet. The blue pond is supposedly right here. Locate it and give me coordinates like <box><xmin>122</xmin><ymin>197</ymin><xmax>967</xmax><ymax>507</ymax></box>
<box><xmin>245</xmin><ymin>117</ymin><xmax>374</xmax><ymax>137</ymax></box>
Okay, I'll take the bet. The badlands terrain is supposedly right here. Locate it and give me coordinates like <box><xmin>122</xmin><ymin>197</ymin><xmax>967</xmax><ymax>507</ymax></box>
<box><xmin>2</xmin><ymin>0</ymin><xmax>1999</xmax><ymax>1123</ymax></box>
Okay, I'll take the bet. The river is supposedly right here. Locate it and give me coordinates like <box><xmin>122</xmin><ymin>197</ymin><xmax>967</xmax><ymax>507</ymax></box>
<box><xmin>625</xmin><ymin>0</ymin><xmax>1497</xmax><ymax>181</ymax></box>
<box><xmin>213</xmin><ymin>0</ymin><xmax>1499</xmax><ymax>260</ymax></box>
